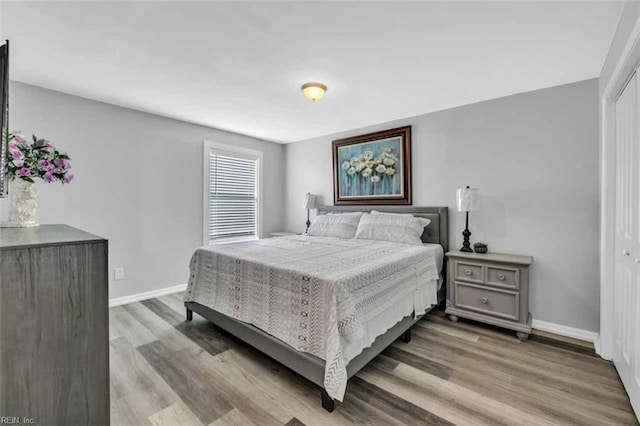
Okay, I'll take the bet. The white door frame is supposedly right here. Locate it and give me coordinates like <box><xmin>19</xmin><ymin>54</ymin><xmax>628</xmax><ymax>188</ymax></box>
<box><xmin>600</xmin><ymin>18</ymin><xmax>640</xmax><ymax>360</ymax></box>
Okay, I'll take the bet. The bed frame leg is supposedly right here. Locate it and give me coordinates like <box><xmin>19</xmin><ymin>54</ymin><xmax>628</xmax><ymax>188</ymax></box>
<box><xmin>402</xmin><ymin>328</ymin><xmax>412</xmax><ymax>343</ymax></box>
<box><xmin>186</xmin><ymin>308</ymin><xmax>193</xmax><ymax>322</ymax></box>
<box><xmin>321</xmin><ymin>388</ymin><xmax>335</xmax><ymax>413</ymax></box>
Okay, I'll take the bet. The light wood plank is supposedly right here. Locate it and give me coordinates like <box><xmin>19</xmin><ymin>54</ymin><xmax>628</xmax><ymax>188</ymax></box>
<box><xmin>109</xmin><ymin>337</ymin><xmax>180</xmax><ymax>412</ymax></box>
<box><xmin>417</xmin><ymin>320</ymin><xmax>480</xmax><ymax>343</ymax></box>
<box><xmin>136</xmin><ymin>341</ymin><xmax>236</xmax><ymax>425</ymax></box>
<box><xmin>359</xmin><ymin>362</ymin><xmax>556</xmax><ymax>426</ymax></box>
<box><xmin>141</xmin><ymin>298</ymin><xmax>237</xmax><ymax>356</ymax></box>
<box><xmin>208</xmin><ymin>408</ymin><xmax>255</xmax><ymax>426</ymax></box>
<box><xmin>110</xmin><ymin>305</ymin><xmax>158</xmax><ymax>347</ymax></box>
<box><xmin>211</xmin><ymin>348</ymin><xmax>354</xmax><ymax>426</ymax></box>
<box><xmin>158</xmin><ymin>293</ymin><xmax>189</xmax><ymax>315</ymax></box>
<box><xmin>124</xmin><ymin>302</ymin><xmax>194</xmax><ymax>352</ymax></box>
<box><xmin>149</xmin><ymin>401</ymin><xmax>204</xmax><ymax>426</ymax></box>
<box><xmin>111</xmin><ymin>392</ymin><xmax>149</xmax><ymax>426</ymax></box>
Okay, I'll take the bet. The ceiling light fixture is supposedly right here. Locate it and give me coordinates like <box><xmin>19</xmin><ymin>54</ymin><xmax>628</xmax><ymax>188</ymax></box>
<box><xmin>301</xmin><ymin>82</ymin><xmax>327</xmax><ymax>101</ymax></box>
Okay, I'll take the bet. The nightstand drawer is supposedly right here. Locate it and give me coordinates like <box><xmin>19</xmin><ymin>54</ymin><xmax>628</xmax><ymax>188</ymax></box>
<box><xmin>454</xmin><ymin>282</ymin><xmax>519</xmax><ymax>321</ymax></box>
<box><xmin>486</xmin><ymin>265</ymin><xmax>519</xmax><ymax>289</ymax></box>
<box><xmin>454</xmin><ymin>261</ymin><xmax>484</xmax><ymax>284</ymax></box>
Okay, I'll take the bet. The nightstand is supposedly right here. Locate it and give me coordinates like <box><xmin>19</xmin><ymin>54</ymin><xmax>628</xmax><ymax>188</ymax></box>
<box><xmin>445</xmin><ymin>250</ymin><xmax>533</xmax><ymax>340</ymax></box>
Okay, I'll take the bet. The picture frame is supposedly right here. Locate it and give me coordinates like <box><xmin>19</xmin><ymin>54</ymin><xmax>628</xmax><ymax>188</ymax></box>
<box><xmin>332</xmin><ymin>126</ymin><xmax>411</xmax><ymax>205</ymax></box>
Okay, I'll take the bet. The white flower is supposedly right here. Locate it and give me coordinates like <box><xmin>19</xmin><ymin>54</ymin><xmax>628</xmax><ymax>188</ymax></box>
<box><xmin>384</xmin><ymin>148</ymin><xmax>392</xmax><ymax>153</ymax></box>
<box><xmin>350</xmin><ymin>157</ymin><xmax>359</xmax><ymax>165</ymax></box>
<box><xmin>347</xmin><ymin>167</ymin><xmax>356</xmax><ymax>175</ymax></box>
<box><xmin>359</xmin><ymin>154</ymin><xmax>365</xmax><ymax>162</ymax></box>
<box><xmin>382</xmin><ymin>150</ymin><xmax>397</xmax><ymax>159</ymax></box>
<box><xmin>362</xmin><ymin>168</ymin><xmax>372</xmax><ymax>177</ymax></box>
<box><xmin>365</xmin><ymin>160</ymin><xmax>375</xmax><ymax>168</ymax></box>
<box><xmin>355</xmin><ymin>163</ymin><xmax>365</xmax><ymax>172</ymax></box>
<box><xmin>375</xmin><ymin>158</ymin><xmax>382</xmax><ymax>164</ymax></box>
<box><xmin>385</xmin><ymin>167</ymin><xmax>395</xmax><ymax>175</ymax></box>
<box><xmin>383</xmin><ymin>157</ymin><xmax>395</xmax><ymax>166</ymax></box>
<box><xmin>341</xmin><ymin>161</ymin><xmax>350</xmax><ymax>170</ymax></box>
<box><xmin>375</xmin><ymin>164</ymin><xmax>386</xmax><ymax>173</ymax></box>
<box><xmin>371</xmin><ymin>175</ymin><xmax>381</xmax><ymax>183</ymax></box>
<box><xmin>363</xmin><ymin>151</ymin><xmax>374</xmax><ymax>160</ymax></box>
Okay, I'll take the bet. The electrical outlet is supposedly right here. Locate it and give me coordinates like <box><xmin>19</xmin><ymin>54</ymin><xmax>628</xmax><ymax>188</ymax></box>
<box><xmin>114</xmin><ymin>268</ymin><xmax>125</xmax><ymax>280</ymax></box>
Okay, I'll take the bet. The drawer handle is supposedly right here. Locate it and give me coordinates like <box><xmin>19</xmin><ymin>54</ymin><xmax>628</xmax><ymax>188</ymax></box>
<box><xmin>465</xmin><ymin>269</ymin><xmax>472</xmax><ymax>276</ymax></box>
<box><xmin>480</xmin><ymin>296</ymin><xmax>488</xmax><ymax>304</ymax></box>
<box><xmin>497</xmin><ymin>273</ymin><xmax>505</xmax><ymax>281</ymax></box>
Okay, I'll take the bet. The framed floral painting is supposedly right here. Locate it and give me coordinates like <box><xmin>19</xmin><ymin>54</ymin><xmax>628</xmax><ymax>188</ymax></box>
<box><xmin>332</xmin><ymin>126</ymin><xmax>411</xmax><ymax>205</ymax></box>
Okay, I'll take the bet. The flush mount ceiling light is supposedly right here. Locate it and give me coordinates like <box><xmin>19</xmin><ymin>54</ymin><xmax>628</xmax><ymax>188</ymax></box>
<box><xmin>301</xmin><ymin>82</ymin><xmax>327</xmax><ymax>101</ymax></box>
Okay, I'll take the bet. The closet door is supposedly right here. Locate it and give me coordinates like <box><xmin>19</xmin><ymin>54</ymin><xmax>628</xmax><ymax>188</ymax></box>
<box><xmin>614</xmin><ymin>71</ymin><xmax>640</xmax><ymax>415</ymax></box>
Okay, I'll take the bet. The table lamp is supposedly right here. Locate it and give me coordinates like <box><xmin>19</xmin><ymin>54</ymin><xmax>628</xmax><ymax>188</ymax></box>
<box><xmin>303</xmin><ymin>193</ymin><xmax>319</xmax><ymax>233</ymax></box>
<box><xmin>456</xmin><ymin>186</ymin><xmax>479</xmax><ymax>252</ymax></box>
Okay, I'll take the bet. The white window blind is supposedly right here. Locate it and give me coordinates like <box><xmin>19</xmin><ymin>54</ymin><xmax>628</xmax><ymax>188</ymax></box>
<box><xmin>206</xmin><ymin>149</ymin><xmax>259</xmax><ymax>243</ymax></box>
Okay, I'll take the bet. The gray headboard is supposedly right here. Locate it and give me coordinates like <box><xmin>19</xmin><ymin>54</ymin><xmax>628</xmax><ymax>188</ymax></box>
<box><xmin>318</xmin><ymin>205</ymin><xmax>449</xmax><ymax>254</ymax></box>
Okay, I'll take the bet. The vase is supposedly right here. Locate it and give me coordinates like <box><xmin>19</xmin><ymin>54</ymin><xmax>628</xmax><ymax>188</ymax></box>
<box><xmin>2</xmin><ymin>179</ymin><xmax>39</xmax><ymax>227</ymax></box>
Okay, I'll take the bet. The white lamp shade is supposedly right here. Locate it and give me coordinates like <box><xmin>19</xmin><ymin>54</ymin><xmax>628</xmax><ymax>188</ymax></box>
<box><xmin>456</xmin><ymin>187</ymin><xmax>479</xmax><ymax>212</ymax></box>
<box><xmin>303</xmin><ymin>193</ymin><xmax>319</xmax><ymax>210</ymax></box>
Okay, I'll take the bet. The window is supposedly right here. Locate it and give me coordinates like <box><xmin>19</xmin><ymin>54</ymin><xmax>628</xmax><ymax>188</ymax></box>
<box><xmin>203</xmin><ymin>141</ymin><xmax>262</xmax><ymax>244</ymax></box>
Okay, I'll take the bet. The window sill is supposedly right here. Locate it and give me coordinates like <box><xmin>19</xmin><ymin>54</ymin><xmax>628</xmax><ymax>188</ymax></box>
<box><xmin>208</xmin><ymin>236</ymin><xmax>258</xmax><ymax>245</ymax></box>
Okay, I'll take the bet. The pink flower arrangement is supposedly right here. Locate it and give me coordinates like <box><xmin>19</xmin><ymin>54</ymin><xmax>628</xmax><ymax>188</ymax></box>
<box><xmin>6</xmin><ymin>131</ymin><xmax>74</xmax><ymax>184</ymax></box>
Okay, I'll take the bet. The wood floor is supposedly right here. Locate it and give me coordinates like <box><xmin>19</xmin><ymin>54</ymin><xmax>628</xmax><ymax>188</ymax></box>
<box><xmin>110</xmin><ymin>292</ymin><xmax>638</xmax><ymax>425</ymax></box>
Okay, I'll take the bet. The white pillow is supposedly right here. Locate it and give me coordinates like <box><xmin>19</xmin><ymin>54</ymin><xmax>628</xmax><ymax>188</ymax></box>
<box><xmin>355</xmin><ymin>211</ymin><xmax>429</xmax><ymax>245</ymax></box>
<box><xmin>307</xmin><ymin>212</ymin><xmax>363</xmax><ymax>239</ymax></box>
<box><xmin>370</xmin><ymin>210</ymin><xmax>431</xmax><ymax>229</ymax></box>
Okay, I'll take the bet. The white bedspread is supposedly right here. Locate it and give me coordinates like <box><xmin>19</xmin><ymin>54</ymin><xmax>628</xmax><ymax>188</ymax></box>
<box><xmin>184</xmin><ymin>235</ymin><xmax>440</xmax><ymax>401</ymax></box>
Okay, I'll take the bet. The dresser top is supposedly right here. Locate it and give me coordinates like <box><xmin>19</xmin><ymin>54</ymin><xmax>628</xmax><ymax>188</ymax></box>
<box><xmin>0</xmin><ymin>225</ymin><xmax>106</xmax><ymax>250</ymax></box>
<box><xmin>446</xmin><ymin>250</ymin><xmax>533</xmax><ymax>266</ymax></box>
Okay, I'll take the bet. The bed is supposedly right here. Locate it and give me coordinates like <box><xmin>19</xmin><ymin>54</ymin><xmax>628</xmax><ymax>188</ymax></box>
<box><xmin>184</xmin><ymin>205</ymin><xmax>448</xmax><ymax>412</ymax></box>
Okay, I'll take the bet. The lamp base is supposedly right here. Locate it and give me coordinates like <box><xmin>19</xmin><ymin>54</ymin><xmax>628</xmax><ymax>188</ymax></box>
<box><xmin>305</xmin><ymin>208</ymin><xmax>311</xmax><ymax>234</ymax></box>
<box><xmin>460</xmin><ymin>228</ymin><xmax>473</xmax><ymax>252</ymax></box>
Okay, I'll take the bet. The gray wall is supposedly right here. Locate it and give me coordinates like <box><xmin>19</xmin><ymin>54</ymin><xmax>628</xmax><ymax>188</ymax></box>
<box><xmin>1</xmin><ymin>82</ymin><xmax>285</xmax><ymax>300</ymax></box>
<box><xmin>284</xmin><ymin>79</ymin><xmax>600</xmax><ymax>332</ymax></box>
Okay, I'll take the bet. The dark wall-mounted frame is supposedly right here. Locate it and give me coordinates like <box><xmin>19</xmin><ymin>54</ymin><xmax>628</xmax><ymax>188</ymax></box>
<box><xmin>332</xmin><ymin>126</ymin><xmax>411</xmax><ymax>205</ymax></box>
<box><xmin>0</xmin><ymin>40</ymin><xmax>9</xmax><ymax>198</ymax></box>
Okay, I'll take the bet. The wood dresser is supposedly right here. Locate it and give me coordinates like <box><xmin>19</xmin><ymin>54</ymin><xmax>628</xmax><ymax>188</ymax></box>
<box><xmin>0</xmin><ymin>225</ymin><xmax>109</xmax><ymax>425</ymax></box>
<box><xmin>445</xmin><ymin>250</ymin><xmax>533</xmax><ymax>340</ymax></box>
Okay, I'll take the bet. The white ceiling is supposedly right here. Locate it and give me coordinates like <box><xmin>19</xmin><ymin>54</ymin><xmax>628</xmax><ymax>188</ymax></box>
<box><xmin>1</xmin><ymin>1</ymin><xmax>624</xmax><ymax>143</ymax></box>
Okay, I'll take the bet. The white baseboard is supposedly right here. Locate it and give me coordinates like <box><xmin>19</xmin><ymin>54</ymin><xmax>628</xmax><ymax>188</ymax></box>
<box><xmin>532</xmin><ymin>318</ymin><xmax>600</xmax><ymax>347</ymax></box>
<box><xmin>594</xmin><ymin>337</ymin><xmax>602</xmax><ymax>357</ymax></box>
<box><xmin>109</xmin><ymin>283</ymin><xmax>187</xmax><ymax>308</ymax></box>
